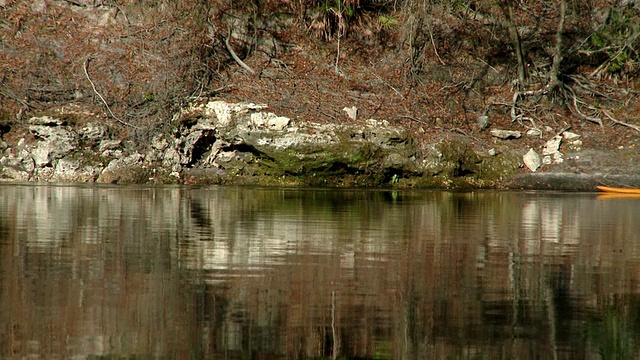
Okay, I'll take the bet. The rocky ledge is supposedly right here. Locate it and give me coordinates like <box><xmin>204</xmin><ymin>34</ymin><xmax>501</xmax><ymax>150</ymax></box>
<box><xmin>0</xmin><ymin>100</ymin><xmax>527</xmax><ymax>188</ymax></box>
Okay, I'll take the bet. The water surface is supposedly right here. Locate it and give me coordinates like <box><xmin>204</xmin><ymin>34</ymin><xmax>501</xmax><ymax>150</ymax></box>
<box><xmin>1</xmin><ymin>185</ymin><xmax>639</xmax><ymax>359</ymax></box>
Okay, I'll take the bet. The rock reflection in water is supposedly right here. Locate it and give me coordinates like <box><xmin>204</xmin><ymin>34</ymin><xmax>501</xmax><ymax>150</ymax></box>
<box><xmin>1</xmin><ymin>185</ymin><xmax>640</xmax><ymax>359</ymax></box>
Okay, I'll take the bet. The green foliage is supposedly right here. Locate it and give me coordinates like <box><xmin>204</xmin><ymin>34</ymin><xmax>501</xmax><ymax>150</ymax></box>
<box><xmin>319</xmin><ymin>0</ymin><xmax>356</xmax><ymax>18</ymax></box>
<box><xmin>308</xmin><ymin>0</ymin><xmax>397</xmax><ymax>39</ymax></box>
<box><xmin>378</xmin><ymin>14</ymin><xmax>399</xmax><ymax>30</ymax></box>
<box><xmin>590</xmin><ymin>4</ymin><xmax>640</xmax><ymax>76</ymax></box>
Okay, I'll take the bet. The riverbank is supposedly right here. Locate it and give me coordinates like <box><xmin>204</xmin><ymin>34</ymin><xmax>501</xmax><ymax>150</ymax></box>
<box><xmin>0</xmin><ymin>99</ymin><xmax>637</xmax><ymax>191</ymax></box>
<box><xmin>1</xmin><ymin>1</ymin><xmax>638</xmax><ymax>190</ymax></box>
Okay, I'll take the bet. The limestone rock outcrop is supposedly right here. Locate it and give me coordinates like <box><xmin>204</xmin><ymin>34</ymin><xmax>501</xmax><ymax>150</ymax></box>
<box><xmin>0</xmin><ymin>101</ymin><xmax>520</xmax><ymax>188</ymax></box>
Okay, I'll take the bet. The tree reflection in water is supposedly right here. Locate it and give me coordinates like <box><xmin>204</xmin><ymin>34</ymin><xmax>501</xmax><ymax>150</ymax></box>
<box><xmin>0</xmin><ymin>186</ymin><xmax>639</xmax><ymax>359</ymax></box>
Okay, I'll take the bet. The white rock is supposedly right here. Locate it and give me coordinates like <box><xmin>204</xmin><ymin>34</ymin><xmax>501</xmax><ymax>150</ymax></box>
<box><xmin>32</xmin><ymin>166</ymin><xmax>53</xmax><ymax>182</ymax></box>
<box><xmin>523</xmin><ymin>148</ymin><xmax>541</xmax><ymax>172</ymax></box>
<box><xmin>102</xmin><ymin>153</ymin><xmax>143</xmax><ymax>173</ymax></box>
<box><xmin>14</xmin><ymin>151</ymin><xmax>35</xmax><ymax>173</ymax></box>
<box><xmin>80</xmin><ymin>122</ymin><xmax>107</xmax><ymax>142</ymax></box>
<box><xmin>343</xmin><ymin>106</ymin><xmax>358</xmax><ymax>120</ymax></box>
<box><xmin>526</xmin><ymin>129</ymin><xmax>542</xmax><ymax>137</ymax></box>
<box><xmin>163</xmin><ymin>148</ymin><xmax>182</xmax><ymax>172</ymax></box>
<box><xmin>553</xmin><ymin>152</ymin><xmax>564</xmax><ymax>164</ymax></box>
<box><xmin>206</xmin><ymin>101</ymin><xmax>267</xmax><ymax>127</ymax></box>
<box><xmin>250</xmin><ymin>112</ymin><xmax>290</xmax><ymax>130</ymax></box>
<box><xmin>28</xmin><ymin>115</ymin><xmax>63</xmax><ymax>126</ymax></box>
<box><xmin>1</xmin><ymin>166</ymin><xmax>30</xmax><ymax>181</ymax></box>
<box><xmin>366</xmin><ymin>119</ymin><xmax>389</xmax><ymax>127</ymax></box>
<box><xmin>101</xmin><ymin>149</ymin><xmax>122</xmax><ymax>158</ymax></box>
<box><xmin>30</xmin><ymin>0</ymin><xmax>46</xmax><ymax>13</ymax></box>
<box><xmin>28</xmin><ymin>126</ymin><xmax>78</xmax><ymax>167</ymax></box>
<box><xmin>562</xmin><ymin>131</ymin><xmax>581</xmax><ymax>141</ymax></box>
<box><xmin>51</xmin><ymin>158</ymin><xmax>101</xmax><ymax>182</ymax></box>
<box><xmin>542</xmin><ymin>135</ymin><xmax>562</xmax><ymax>155</ymax></box>
<box><xmin>151</xmin><ymin>134</ymin><xmax>168</xmax><ymax>150</ymax></box>
<box><xmin>477</xmin><ymin>115</ymin><xmax>490</xmax><ymax>130</ymax></box>
<box><xmin>31</xmin><ymin>146</ymin><xmax>51</xmax><ymax>167</ymax></box>
<box><xmin>491</xmin><ymin>129</ymin><xmax>522</xmax><ymax>139</ymax></box>
<box><xmin>98</xmin><ymin>8</ymin><xmax>117</xmax><ymax>27</ymax></box>
<box><xmin>99</xmin><ymin>139</ymin><xmax>121</xmax><ymax>153</ymax></box>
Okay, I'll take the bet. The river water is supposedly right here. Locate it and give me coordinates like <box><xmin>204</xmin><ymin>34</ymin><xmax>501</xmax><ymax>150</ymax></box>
<box><xmin>0</xmin><ymin>184</ymin><xmax>639</xmax><ymax>359</ymax></box>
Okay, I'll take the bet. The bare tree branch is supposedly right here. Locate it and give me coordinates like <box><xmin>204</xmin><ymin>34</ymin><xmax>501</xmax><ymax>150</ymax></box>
<box><xmin>83</xmin><ymin>57</ymin><xmax>139</xmax><ymax>129</ymax></box>
<box><xmin>223</xmin><ymin>26</ymin><xmax>256</xmax><ymax>75</ymax></box>
<box><xmin>427</xmin><ymin>24</ymin><xmax>445</xmax><ymax>66</ymax></box>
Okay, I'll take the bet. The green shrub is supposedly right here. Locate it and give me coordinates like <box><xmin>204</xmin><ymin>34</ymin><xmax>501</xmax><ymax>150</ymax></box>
<box><xmin>589</xmin><ymin>4</ymin><xmax>640</xmax><ymax>77</ymax></box>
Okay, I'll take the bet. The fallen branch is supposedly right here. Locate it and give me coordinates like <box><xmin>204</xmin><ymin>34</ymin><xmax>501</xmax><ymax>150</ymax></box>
<box><xmin>398</xmin><ymin>114</ymin><xmax>428</xmax><ymax>125</ymax></box>
<box><xmin>319</xmin><ymin>111</ymin><xmax>337</xmax><ymax>120</ymax></box>
<box><xmin>224</xmin><ymin>26</ymin><xmax>255</xmax><ymax>75</ymax></box>
<box><xmin>406</xmin><ymin>114</ymin><xmax>482</xmax><ymax>142</ymax></box>
<box><xmin>83</xmin><ymin>58</ymin><xmax>138</xmax><ymax>129</ymax></box>
<box><xmin>0</xmin><ymin>85</ymin><xmax>40</xmax><ymax>110</ymax></box>
<box><xmin>62</xmin><ymin>0</ymin><xmax>84</xmax><ymax>6</ymax></box>
<box><xmin>369</xmin><ymin>62</ymin><xmax>405</xmax><ymax>99</ymax></box>
<box><xmin>449</xmin><ymin>127</ymin><xmax>480</xmax><ymax>142</ymax></box>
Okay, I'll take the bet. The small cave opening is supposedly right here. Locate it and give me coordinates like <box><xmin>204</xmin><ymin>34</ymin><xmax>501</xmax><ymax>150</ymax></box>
<box><xmin>188</xmin><ymin>132</ymin><xmax>217</xmax><ymax>167</ymax></box>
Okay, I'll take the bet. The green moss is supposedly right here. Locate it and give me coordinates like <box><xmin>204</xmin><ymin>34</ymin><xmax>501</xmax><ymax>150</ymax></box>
<box><xmin>204</xmin><ymin>135</ymin><xmax>519</xmax><ymax>189</ymax></box>
<box><xmin>416</xmin><ymin>140</ymin><xmax>520</xmax><ymax>189</ymax></box>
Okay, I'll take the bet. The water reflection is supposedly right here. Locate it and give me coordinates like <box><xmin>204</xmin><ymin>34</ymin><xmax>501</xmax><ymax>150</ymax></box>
<box><xmin>1</xmin><ymin>185</ymin><xmax>640</xmax><ymax>359</ymax></box>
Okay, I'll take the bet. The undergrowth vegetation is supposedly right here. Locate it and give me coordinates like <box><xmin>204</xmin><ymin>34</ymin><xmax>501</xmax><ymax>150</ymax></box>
<box><xmin>1</xmin><ymin>0</ymin><xmax>639</xmax><ymax>136</ymax></box>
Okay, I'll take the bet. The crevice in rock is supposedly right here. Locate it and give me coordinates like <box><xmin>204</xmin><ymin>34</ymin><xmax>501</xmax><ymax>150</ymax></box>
<box><xmin>187</xmin><ymin>131</ymin><xmax>217</xmax><ymax>167</ymax></box>
<box><xmin>452</xmin><ymin>162</ymin><xmax>477</xmax><ymax>177</ymax></box>
<box><xmin>224</xmin><ymin>143</ymin><xmax>267</xmax><ymax>158</ymax></box>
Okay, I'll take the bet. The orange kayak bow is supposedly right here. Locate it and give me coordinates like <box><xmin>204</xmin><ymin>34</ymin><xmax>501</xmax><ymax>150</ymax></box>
<box><xmin>597</xmin><ymin>185</ymin><xmax>640</xmax><ymax>194</ymax></box>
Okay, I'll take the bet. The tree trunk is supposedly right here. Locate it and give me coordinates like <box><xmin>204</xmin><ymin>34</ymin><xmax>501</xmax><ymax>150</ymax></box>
<box><xmin>498</xmin><ymin>1</ymin><xmax>527</xmax><ymax>87</ymax></box>
<box><xmin>548</xmin><ymin>0</ymin><xmax>567</xmax><ymax>93</ymax></box>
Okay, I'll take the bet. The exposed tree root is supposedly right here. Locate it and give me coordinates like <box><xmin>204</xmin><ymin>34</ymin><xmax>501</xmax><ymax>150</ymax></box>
<box><xmin>509</xmin><ymin>88</ymin><xmax>547</xmax><ymax>127</ymax></box>
<box><xmin>507</xmin><ymin>76</ymin><xmax>640</xmax><ymax>134</ymax></box>
<box><xmin>603</xmin><ymin>110</ymin><xmax>640</xmax><ymax>133</ymax></box>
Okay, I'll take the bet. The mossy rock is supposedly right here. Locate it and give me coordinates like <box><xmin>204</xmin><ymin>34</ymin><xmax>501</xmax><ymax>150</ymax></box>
<box><xmin>238</xmin><ymin>128</ymin><xmax>421</xmax><ymax>187</ymax></box>
<box><xmin>421</xmin><ymin>140</ymin><xmax>520</xmax><ymax>189</ymax></box>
